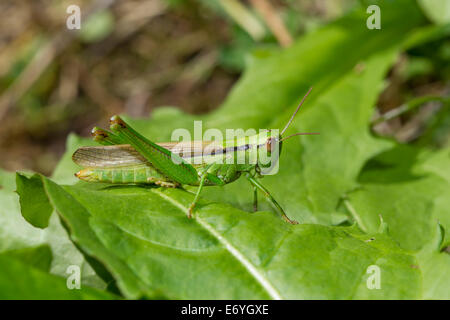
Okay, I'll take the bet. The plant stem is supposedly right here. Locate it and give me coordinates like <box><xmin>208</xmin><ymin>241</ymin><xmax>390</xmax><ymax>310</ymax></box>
<box><xmin>343</xmin><ymin>199</ymin><xmax>368</xmax><ymax>233</ymax></box>
<box><xmin>372</xmin><ymin>95</ymin><xmax>449</xmax><ymax>125</ymax></box>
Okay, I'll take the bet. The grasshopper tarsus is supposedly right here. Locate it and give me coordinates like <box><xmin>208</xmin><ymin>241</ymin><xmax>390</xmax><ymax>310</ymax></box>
<box><xmin>110</xmin><ymin>115</ymin><xmax>127</xmax><ymax>128</ymax></box>
<box><xmin>91</xmin><ymin>126</ymin><xmax>125</xmax><ymax>145</ymax></box>
<box><xmin>151</xmin><ymin>179</ymin><xmax>179</xmax><ymax>188</ymax></box>
<box><xmin>91</xmin><ymin>127</ymin><xmax>106</xmax><ymax>138</ymax></box>
<box><xmin>283</xmin><ymin>215</ymin><xmax>299</xmax><ymax>225</ymax></box>
<box><xmin>187</xmin><ymin>205</ymin><xmax>194</xmax><ymax>219</ymax></box>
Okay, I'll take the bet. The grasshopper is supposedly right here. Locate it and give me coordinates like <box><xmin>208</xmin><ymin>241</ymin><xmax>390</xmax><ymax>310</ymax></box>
<box><xmin>72</xmin><ymin>88</ymin><xmax>318</xmax><ymax>224</ymax></box>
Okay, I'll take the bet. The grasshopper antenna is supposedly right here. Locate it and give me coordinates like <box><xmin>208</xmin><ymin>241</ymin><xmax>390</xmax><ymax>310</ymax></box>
<box><xmin>279</xmin><ymin>132</ymin><xmax>320</xmax><ymax>142</ymax></box>
<box><xmin>281</xmin><ymin>87</ymin><xmax>313</xmax><ymax>136</ymax></box>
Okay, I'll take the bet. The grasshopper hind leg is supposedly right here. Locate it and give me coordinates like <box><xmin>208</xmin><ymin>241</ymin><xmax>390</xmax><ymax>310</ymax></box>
<box><xmin>246</xmin><ymin>175</ymin><xmax>298</xmax><ymax>225</ymax></box>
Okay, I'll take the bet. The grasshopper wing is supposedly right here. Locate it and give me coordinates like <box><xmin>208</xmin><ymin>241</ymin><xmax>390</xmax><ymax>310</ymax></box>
<box><xmin>72</xmin><ymin>145</ymin><xmax>148</xmax><ymax>168</ymax></box>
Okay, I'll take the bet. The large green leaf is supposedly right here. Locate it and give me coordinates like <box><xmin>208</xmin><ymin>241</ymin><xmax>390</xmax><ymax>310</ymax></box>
<box><xmin>415</xmin><ymin>224</ymin><xmax>450</xmax><ymax>300</ymax></box>
<box><xmin>16</xmin><ymin>173</ymin><xmax>164</xmax><ymax>299</ymax></box>
<box><xmin>17</xmin><ymin>173</ymin><xmax>421</xmax><ymax>299</ymax></box>
<box><xmin>348</xmin><ymin>145</ymin><xmax>450</xmax><ymax>251</ymax></box>
<box><xmin>346</xmin><ymin>145</ymin><xmax>450</xmax><ymax>299</ymax></box>
<box><xmin>4</xmin><ymin>244</ymin><xmax>53</xmax><ymax>272</ymax></box>
<box><xmin>0</xmin><ymin>169</ymin><xmax>105</xmax><ymax>289</ymax></box>
<box><xmin>418</xmin><ymin>0</ymin><xmax>450</xmax><ymax>24</ymax></box>
<box><xmin>16</xmin><ymin>173</ymin><xmax>53</xmax><ymax>228</ymax></box>
<box><xmin>0</xmin><ymin>245</ymin><xmax>116</xmax><ymax>300</ymax></box>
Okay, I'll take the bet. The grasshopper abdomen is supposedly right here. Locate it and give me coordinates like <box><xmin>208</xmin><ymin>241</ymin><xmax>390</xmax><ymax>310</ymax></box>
<box><xmin>75</xmin><ymin>166</ymin><xmax>170</xmax><ymax>184</ymax></box>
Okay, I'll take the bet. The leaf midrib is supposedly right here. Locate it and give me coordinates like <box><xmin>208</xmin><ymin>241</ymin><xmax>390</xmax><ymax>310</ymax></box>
<box><xmin>151</xmin><ymin>188</ymin><xmax>284</xmax><ymax>300</ymax></box>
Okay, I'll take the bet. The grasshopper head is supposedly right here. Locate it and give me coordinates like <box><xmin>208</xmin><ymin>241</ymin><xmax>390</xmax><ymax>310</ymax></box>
<box><xmin>257</xmin><ymin>88</ymin><xmax>319</xmax><ymax>173</ymax></box>
<box><xmin>264</xmin><ymin>131</ymin><xmax>282</xmax><ymax>156</ymax></box>
<box><xmin>253</xmin><ymin>130</ymin><xmax>283</xmax><ymax>172</ymax></box>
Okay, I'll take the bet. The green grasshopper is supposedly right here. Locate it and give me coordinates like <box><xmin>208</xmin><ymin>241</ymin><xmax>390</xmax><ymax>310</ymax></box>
<box><xmin>72</xmin><ymin>88</ymin><xmax>318</xmax><ymax>224</ymax></box>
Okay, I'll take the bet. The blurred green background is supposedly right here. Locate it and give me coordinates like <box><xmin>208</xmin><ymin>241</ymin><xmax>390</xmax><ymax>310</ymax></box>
<box><xmin>0</xmin><ymin>0</ymin><xmax>448</xmax><ymax>175</ymax></box>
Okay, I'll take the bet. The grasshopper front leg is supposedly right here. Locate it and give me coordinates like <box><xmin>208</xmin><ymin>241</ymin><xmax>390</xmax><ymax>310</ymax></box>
<box><xmin>246</xmin><ymin>175</ymin><xmax>298</xmax><ymax>225</ymax></box>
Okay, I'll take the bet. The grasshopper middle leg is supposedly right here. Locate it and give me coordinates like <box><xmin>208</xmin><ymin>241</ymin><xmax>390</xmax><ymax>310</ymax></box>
<box><xmin>188</xmin><ymin>173</ymin><xmax>208</xmax><ymax>218</ymax></box>
<box><xmin>252</xmin><ymin>185</ymin><xmax>258</xmax><ymax>212</ymax></box>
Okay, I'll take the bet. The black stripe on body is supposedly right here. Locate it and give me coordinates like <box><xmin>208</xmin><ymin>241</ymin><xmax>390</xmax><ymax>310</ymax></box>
<box><xmin>188</xmin><ymin>143</ymin><xmax>266</xmax><ymax>158</ymax></box>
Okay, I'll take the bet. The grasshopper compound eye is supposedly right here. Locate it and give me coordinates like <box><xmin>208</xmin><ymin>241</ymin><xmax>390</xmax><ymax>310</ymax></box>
<box><xmin>266</xmin><ymin>137</ymin><xmax>276</xmax><ymax>152</ymax></box>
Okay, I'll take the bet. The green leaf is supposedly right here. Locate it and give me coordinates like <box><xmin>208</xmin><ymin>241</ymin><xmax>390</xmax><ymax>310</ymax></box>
<box><xmin>0</xmin><ymin>245</ymin><xmax>117</xmax><ymax>300</ymax></box>
<box><xmin>17</xmin><ymin>173</ymin><xmax>421</xmax><ymax>299</ymax></box>
<box><xmin>16</xmin><ymin>173</ymin><xmax>53</xmax><ymax>228</ymax></box>
<box><xmin>418</xmin><ymin>250</ymin><xmax>450</xmax><ymax>299</ymax></box>
<box><xmin>416</xmin><ymin>147</ymin><xmax>450</xmax><ymax>184</ymax></box>
<box><xmin>16</xmin><ymin>173</ymin><xmax>163</xmax><ymax>299</ymax></box>
<box><xmin>0</xmin><ymin>170</ymin><xmax>105</xmax><ymax>289</ymax></box>
<box><xmin>347</xmin><ymin>173</ymin><xmax>444</xmax><ymax>251</ymax></box>
<box><xmin>418</xmin><ymin>0</ymin><xmax>450</xmax><ymax>24</ymax></box>
<box><xmin>345</xmin><ymin>145</ymin><xmax>450</xmax><ymax>299</ymax></box>
<box><xmin>3</xmin><ymin>244</ymin><xmax>52</xmax><ymax>272</ymax></box>
<box><xmin>348</xmin><ymin>145</ymin><xmax>450</xmax><ymax>251</ymax></box>
<box><xmin>415</xmin><ymin>224</ymin><xmax>450</xmax><ymax>299</ymax></box>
